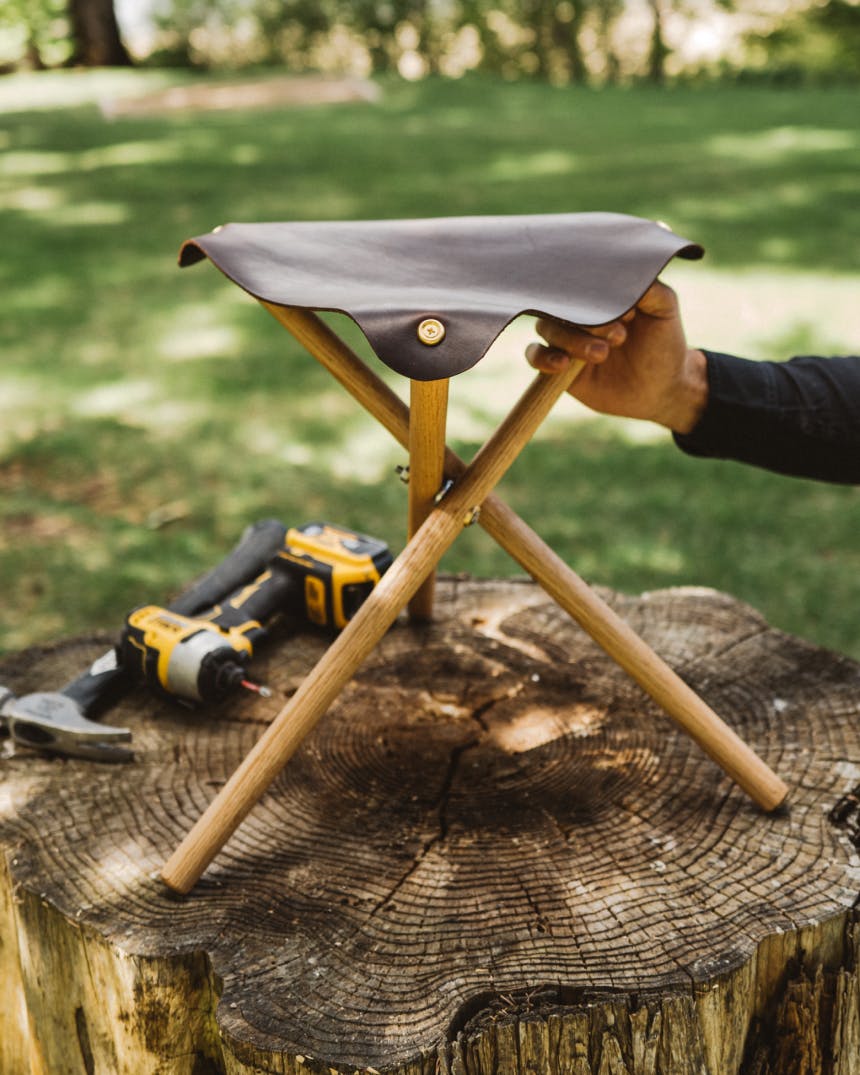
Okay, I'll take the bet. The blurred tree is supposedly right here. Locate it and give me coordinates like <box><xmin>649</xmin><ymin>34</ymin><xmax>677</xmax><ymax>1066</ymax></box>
<box><xmin>456</xmin><ymin>0</ymin><xmax>591</xmax><ymax>82</ymax></box>
<box><xmin>149</xmin><ymin>0</ymin><xmax>225</xmax><ymax>67</ymax></box>
<box><xmin>646</xmin><ymin>0</ymin><xmax>668</xmax><ymax>83</ymax></box>
<box><xmin>0</xmin><ymin>0</ymin><xmax>70</xmax><ymax>68</ymax></box>
<box><xmin>7</xmin><ymin>0</ymin><xmax>857</xmax><ymax>84</ymax></box>
<box><xmin>593</xmin><ymin>0</ymin><xmax>623</xmax><ymax>83</ymax></box>
<box><xmin>344</xmin><ymin>0</ymin><xmax>403</xmax><ymax>72</ymax></box>
<box><xmin>67</xmin><ymin>0</ymin><xmax>131</xmax><ymax>65</ymax></box>
<box><xmin>530</xmin><ymin>0</ymin><xmax>588</xmax><ymax>82</ymax></box>
<box><xmin>742</xmin><ymin>0</ymin><xmax>860</xmax><ymax>83</ymax></box>
<box><xmin>253</xmin><ymin>0</ymin><xmax>335</xmax><ymax>67</ymax></box>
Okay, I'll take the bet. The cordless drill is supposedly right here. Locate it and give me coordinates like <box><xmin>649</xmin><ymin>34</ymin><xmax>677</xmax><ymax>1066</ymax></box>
<box><xmin>119</xmin><ymin>522</ymin><xmax>392</xmax><ymax>705</ymax></box>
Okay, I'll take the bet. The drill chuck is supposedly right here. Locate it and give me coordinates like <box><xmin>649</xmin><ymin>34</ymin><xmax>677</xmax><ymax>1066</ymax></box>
<box><xmin>120</xmin><ymin>607</ymin><xmax>259</xmax><ymax>705</ymax></box>
<box><xmin>162</xmin><ymin>627</ymin><xmax>251</xmax><ymax>704</ymax></box>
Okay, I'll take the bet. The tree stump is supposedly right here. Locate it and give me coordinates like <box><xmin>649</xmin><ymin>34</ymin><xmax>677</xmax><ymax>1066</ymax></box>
<box><xmin>1</xmin><ymin>578</ymin><xmax>859</xmax><ymax>1075</ymax></box>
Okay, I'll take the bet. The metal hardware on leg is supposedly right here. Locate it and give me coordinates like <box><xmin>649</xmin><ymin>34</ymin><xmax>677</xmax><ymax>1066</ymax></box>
<box><xmin>160</xmin><ymin>356</ymin><xmax>584</xmax><ymax>894</ymax></box>
<box><xmin>260</xmin><ymin>304</ymin><xmax>788</xmax><ymax>817</ymax></box>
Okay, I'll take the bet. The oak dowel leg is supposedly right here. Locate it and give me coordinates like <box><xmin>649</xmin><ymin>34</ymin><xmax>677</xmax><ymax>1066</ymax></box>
<box><xmin>480</xmin><ymin>501</ymin><xmax>789</xmax><ymax>811</ymax></box>
<box><xmin>261</xmin><ymin>304</ymin><xmax>788</xmax><ymax>813</ymax></box>
<box><xmin>161</xmin><ymin>361</ymin><xmax>584</xmax><ymax>893</ymax></box>
<box><xmin>408</xmin><ymin>378</ymin><xmax>449</xmax><ymax>621</ymax></box>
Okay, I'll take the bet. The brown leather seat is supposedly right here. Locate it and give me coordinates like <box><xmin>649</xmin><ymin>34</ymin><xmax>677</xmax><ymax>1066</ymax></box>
<box><xmin>179</xmin><ymin>212</ymin><xmax>703</xmax><ymax>380</ymax></box>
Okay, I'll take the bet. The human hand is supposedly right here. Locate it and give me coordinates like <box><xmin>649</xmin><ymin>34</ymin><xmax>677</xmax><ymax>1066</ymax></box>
<box><xmin>526</xmin><ymin>281</ymin><xmax>708</xmax><ymax>434</ymax></box>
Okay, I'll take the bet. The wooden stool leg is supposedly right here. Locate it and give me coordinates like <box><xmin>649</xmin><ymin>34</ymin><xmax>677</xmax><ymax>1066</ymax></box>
<box><xmin>408</xmin><ymin>378</ymin><xmax>449</xmax><ymax>621</ymax></box>
<box><xmin>264</xmin><ymin>305</ymin><xmax>788</xmax><ymax>814</ymax></box>
<box><xmin>160</xmin><ymin>359</ymin><xmax>584</xmax><ymax>893</ymax></box>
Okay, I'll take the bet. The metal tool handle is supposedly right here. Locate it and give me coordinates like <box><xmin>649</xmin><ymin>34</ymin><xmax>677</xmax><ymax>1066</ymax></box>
<box><xmin>60</xmin><ymin>519</ymin><xmax>289</xmax><ymax>716</ymax></box>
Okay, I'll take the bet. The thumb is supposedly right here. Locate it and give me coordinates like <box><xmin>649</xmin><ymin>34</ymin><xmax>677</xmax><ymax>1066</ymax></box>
<box><xmin>634</xmin><ymin>280</ymin><xmax>680</xmax><ymax>320</ymax></box>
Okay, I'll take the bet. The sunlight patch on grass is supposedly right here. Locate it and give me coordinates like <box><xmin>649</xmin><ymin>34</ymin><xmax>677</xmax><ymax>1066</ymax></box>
<box><xmin>1</xmin><ymin>151</ymin><xmax>71</xmax><ymax>176</ymax></box>
<box><xmin>0</xmin><ymin>68</ymin><xmax>182</xmax><ymax>112</ymax></box>
<box><xmin>326</xmin><ymin>421</ymin><xmax>402</xmax><ymax>484</ymax></box>
<box><xmin>672</xmin><ymin>186</ymin><xmax>817</xmax><ymax>226</ymax></box>
<box><xmin>612</xmin><ymin>541</ymin><xmax>687</xmax><ymax>575</ymax></box>
<box><xmin>160</xmin><ymin>317</ymin><xmax>241</xmax><ymax>362</ymax></box>
<box><xmin>1</xmin><ymin>143</ymin><xmax>182</xmax><ymax>184</ymax></box>
<box><xmin>706</xmin><ymin>127</ymin><xmax>858</xmax><ymax>161</ymax></box>
<box><xmin>3</xmin><ymin>76</ymin><xmax>860</xmax><ymax>655</ymax></box>
<box><xmin>69</xmin><ymin>381</ymin><xmax>206</xmax><ymax>434</ymax></box>
<box><xmin>72</xmin><ymin>379</ymin><xmax>157</xmax><ymax>417</ymax></box>
<box><xmin>80</xmin><ymin>141</ymin><xmax>185</xmax><ymax>169</ymax></box>
<box><xmin>51</xmin><ymin>201</ymin><xmax>130</xmax><ymax>227</ymax></box>
<box><xmin>0</xmin><ymin>185</ymin><xmax>63</xmax><ymax>212</ymax></box>
<box><xmin>487</xmin><ymin>149</ymin><xmax>580</xmax><ymax>180</ymax></box>
<box><xmin>230</xmin><ymin>144</ymin><xmax>263</xmax><ymax>166</ymax></box>
<box><xmin>0</xmin><ymin>379</ymin><xmax>64</xmax><ymax>452</ymax></box>
<box><xmin>279</xmin><ymin>442</ymin><xmax>315</xmax><ymax>466</ymax></box>
<box><xmin>662</xmin><ymin>264</ymin><xmax>860</xmax><ymax>360</ymax></box>
<box><xmin>0</xmin><ymin>377</ymin><xmax>48</xmax><ymax>413</ymax></box>
<box><xmin>139</xmin><ymin>400</ymin><xmax>209</xmax><ymax>433</ymax></box>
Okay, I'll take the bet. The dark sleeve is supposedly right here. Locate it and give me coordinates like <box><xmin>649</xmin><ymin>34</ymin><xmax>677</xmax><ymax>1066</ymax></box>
<box><xmin>673</xmin><ymin>351</ymin><xmax>860</xmax><ymax>484</ymax></box>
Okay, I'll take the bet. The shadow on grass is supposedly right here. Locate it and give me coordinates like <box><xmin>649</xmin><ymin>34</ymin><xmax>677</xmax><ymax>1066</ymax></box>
<box><xmin>3</xmin><ymin>411</ymin><xmax>860</xmax><ymax>661</ymax></box>
<box><xmin>2</xmin><ymin>74</ymin><xmax>859</xmax><ymax>654</ymax></box>
<box><xmin>444</xmin><ymin>424</ymin><xmax>860</xmax><ymax>661</ymax></box>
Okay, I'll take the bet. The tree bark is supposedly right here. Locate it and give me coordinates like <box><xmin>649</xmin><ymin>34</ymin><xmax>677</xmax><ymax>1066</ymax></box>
<box><xmin>67</xmin><ymin>0</ymin><xmax>131</xmax><ymax>67</ymax></box>
<box><xmin>646</xmin><ymin>0</ymin><xmax>668</xmax><ymax>84</ymax></box>
<box><xmin>1</xmin><ymin>578</ymin><xmax>859</xmax><ymax>1074</ymax></box>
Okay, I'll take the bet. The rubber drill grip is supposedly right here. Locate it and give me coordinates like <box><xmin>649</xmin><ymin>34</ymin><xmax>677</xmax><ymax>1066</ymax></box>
<box><xmin>60</xmin><ymin>519</ymin><xmax>289</xmax><ymax>717</ymax></box>
<box><xmin>207</xmin><ymin>566</ymin><xmax>301</xmax><ymax>633</ymax></box>
<box><xmin>169</xmin><ymin>519</ymin><xmax>289</xmax><ymax>616</ymax></box>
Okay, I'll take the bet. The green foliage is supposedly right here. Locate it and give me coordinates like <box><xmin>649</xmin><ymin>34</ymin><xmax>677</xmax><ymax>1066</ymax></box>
<box><xmin>740</xmin><ymin>0</ymin><xmax>860</xmax><ymax>85</ymax></box>
<box><xmin>1</xmin><ymin>73</ymin><xmax>859</xmax><ymax>660</ymax></box>
<box><xmin>0</xmin><ymin>0</ymin><xmax>71</xmax><ymax>69</ymax></box>
<box><xmin>3</xmin><ymin>2</ymin><xmax>860</xmax><ymax>86</ymax></box>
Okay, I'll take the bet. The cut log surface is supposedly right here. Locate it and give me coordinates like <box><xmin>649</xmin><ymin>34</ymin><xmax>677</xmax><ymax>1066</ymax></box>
<box><xmin>1</xmin><ymin>578</ymin><xmax>859</xmax><ymax>1075</ymax></box>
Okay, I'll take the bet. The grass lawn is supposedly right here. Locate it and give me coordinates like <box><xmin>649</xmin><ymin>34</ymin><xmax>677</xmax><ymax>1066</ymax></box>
<box><xmin>1</xmin><ymin>71</ymin><xmax>859</xmax><ymax>658</ymax></box>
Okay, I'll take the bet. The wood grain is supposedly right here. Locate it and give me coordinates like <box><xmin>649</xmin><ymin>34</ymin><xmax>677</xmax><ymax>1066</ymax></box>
<box><xmin>407</xmin><ymin>377</ymin><xmax>449</xmax><ymax>620</ymax></box>
<box><xmin>260</xmin><ymin>304</ymin><xmax>787</xmax><ymax>813</ymax></box>
<box><xmin>161</xmin><ymin>357</ymin><xmax>586</xmax><ymax>893</ymax></box>
<box><xmin>1</xmin><ymin>581</ymin><xmax>858</xmax><ymax>1074</ymax></box>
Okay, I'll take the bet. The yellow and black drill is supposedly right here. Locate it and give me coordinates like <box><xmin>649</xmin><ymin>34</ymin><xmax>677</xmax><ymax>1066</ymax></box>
<box><xmin>119</xmin><ymin>522</ymin><xmax>392</xmax><ymax>705</ymax></box>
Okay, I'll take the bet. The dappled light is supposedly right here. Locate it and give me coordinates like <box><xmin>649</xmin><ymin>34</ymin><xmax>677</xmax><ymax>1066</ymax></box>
<box><xmin>1</xmin><ymin>73</ymin><xmax>859</xmax><ymax>661</ymax></box>
<box><xmin>486</xmin><ymin>149</ymin><xmax>581</xmax><ymax>181</ymax></box>
<box><xmin>706</xmin><ymin>125</ymin><xmax>858</xmax><ymax>159</ymax></box>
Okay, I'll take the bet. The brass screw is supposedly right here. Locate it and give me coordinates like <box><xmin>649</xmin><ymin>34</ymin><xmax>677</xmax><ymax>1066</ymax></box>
<box><xmin>417</xmin><ymin>318</ymin><xmax>445</xmax><ymax>346</ymax></box>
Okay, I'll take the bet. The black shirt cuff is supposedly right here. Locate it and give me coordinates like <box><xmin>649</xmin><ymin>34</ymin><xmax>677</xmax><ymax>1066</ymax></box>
<box><xmin>673</xmin><ymin>351</ymin><xmax>860</xmax><ymax>484</ymax></box>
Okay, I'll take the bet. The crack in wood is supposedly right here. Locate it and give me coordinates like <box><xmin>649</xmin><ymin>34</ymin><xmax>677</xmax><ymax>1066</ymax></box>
<box><xmin>367</xmin><ymin>714</ymin><xmax>489</xmax><ymax>922</ymax></box>
<box><xmin>74</xmin><ymin>1005</ymin><xmax>96</xmax><ymax>1075</ymax></box>
<box><xmin>3</xmin><ymin>581</ymin><xmax>860</xmax><ymax>1073</ymax></box>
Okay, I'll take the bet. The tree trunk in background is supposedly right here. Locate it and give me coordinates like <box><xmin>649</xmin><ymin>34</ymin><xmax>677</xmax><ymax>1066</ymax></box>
<box><xmin>549</xmin><ymin>0</ymin><xmax>588</xmax><ymax>84</ymax></box>
<box><xmin>646</xmin><ymin>0</ymin><xmax>668</xmax><ymax>83</ymax></box>
<box><xmin>565</xmin><ymin>1</ymin><xmax>589</xmax><ymax>83</ymax></box>
<box><xmin>595</xmin><ymin>0</ymin><xmax>622</xmax><ymax>84</ymax></box>
<box><xmin>68</xmin><ymin>0</ymin><xmax>132</xmax><ymax>67</ymax></box>
<box><xmin>2</xmin><ymin>579</ymin><xmax>859</xmax><ymax>1073</ymax></box>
